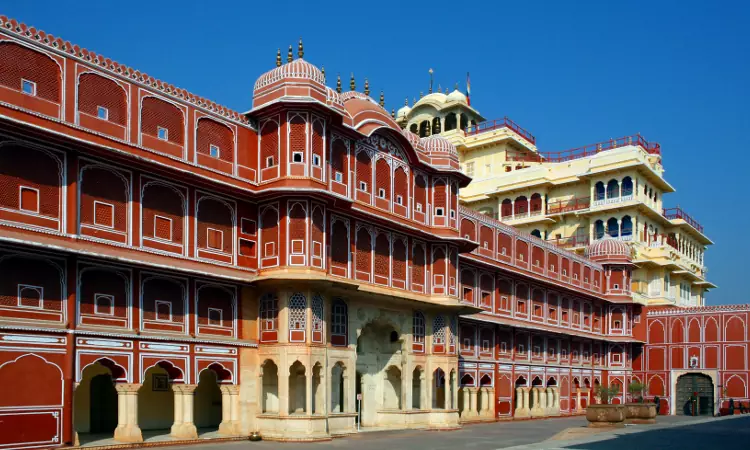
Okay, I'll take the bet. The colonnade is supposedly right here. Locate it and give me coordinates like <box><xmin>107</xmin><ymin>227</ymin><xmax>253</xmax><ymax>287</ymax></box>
<box><xmin>514</xmin><ymin>386</ymin><xmax>560</xmax><ymax>418</ymax></box>
<box><xmin>458</xmin><ymin>387</ymin><xmax>494</xmax><ymax>419</ymax></box>
<box><xmin>98</xmin><ymin>382</ymin><xmax>242</xmax><ymax>443</ymax></box>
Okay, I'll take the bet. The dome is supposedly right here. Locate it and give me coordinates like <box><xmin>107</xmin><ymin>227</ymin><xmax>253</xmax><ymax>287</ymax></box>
<box><xmin>402</xmin><ymin>129</ymin><xmax>420</xmax><ymax>149</ymax></box>
<box><xmin>419</xmin><ymin>134</ymin><xmax>457</xmax><ymax>157</ymax></box>
<box><xmin>446</xmin><ymin>89</ymin><xmax>468</xmax><ymax>104</ymax></box>
<box><xmin>414</xmin><ymin>92</ymin><xmax>447</xmax><ymax>108</ymax></box>
<box><xmin>253</xmin><ymin>58</ymin><xmax>325</xmax><ymax>92</ymax></box>
<box><xmin>396</xmin><ymin>104</ymin><xmax>411</xmax><ymax>119</ymax></box>
<box><xmin>585</xmin><ymin>235</ymin><xmax>632</xmax><ymax>263</ymax></box>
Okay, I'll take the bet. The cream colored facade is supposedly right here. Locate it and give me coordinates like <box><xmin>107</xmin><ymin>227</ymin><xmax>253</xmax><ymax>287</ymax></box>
<box><xmin>395</xmin><ymin>96</ymin><xmax>714</xmax><ymax>308</ymax></box>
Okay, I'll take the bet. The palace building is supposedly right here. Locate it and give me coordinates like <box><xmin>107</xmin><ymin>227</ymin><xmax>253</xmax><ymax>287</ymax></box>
<box><xmin>0</xmin><ymin>15</ymin><xmax>746</xmax><ymax>450</ymax></box>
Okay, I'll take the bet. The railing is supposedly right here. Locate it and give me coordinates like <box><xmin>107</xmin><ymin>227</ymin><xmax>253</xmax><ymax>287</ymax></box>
<box><xmin>547</xmin><ymin>197</ymin><xmax>590</xmax><ymax>214</ymax></box>
<box><xmin>547</xmin><ymin>235</ymin><xmax>590</xmax><ymax>249</ymax></box>
<box><xmin>647</xmin><ymin>234</ymin><xmax>679</xmax><ymax>250</ymax></box>
<box><xmin>465</xmin><ymin>116</ymin><xmax>536</xmax><ymax>144</ymax></box>
<box><xmin>663</xmin><ymin>207</ymin><xmax>704</xmax><ymax>233</ymax></box>
<box><xmin>541</xmin><ymin>134</ymin><xmax>660</xmax><ymax>163</ymax></box>
<box><xmin>592</xmin><ymin>194</ymin><xmax>634</xmax><ymax>207</ymax></box>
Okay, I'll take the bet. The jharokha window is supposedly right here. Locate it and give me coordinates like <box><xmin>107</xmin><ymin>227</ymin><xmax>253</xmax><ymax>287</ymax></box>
<box><xmin>413</xmin><ymin>311</ymin><xmax>425</xmax><ymax>352</ymax></box>
<box><xmin>259</xmin><ymin>293</ymin><xmax>278</xmax><ymax>341</ymax></box>
<box><xmin>331</xmin><ymin>298</ymin><xmax>348</xmax><ymax>346</ymax></box>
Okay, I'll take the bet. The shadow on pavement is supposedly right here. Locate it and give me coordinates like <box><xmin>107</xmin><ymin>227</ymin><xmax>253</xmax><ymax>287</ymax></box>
<box><xmin>564</xmin><ymin>416</ymin><xmax>750</xmax><ymax>450</ymax></box>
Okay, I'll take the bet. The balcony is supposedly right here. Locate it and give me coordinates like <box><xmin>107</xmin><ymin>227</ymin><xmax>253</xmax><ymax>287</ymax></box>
<box><xmin>592</xmin><ymin>194</ymin><xmax>634</xmax><ymax>207</ymax></box>
<box><xmin>541</xmin><ymin>134</ymin><xmax>660</xmax><ymax>163</ymax></box>
<box><xmin>465</xmin><ymin>116</ymin><xmax>536</xmax><ymax>144</ymax></box>
<box><xmin>547</xmin><ymin>235</ymin><xmax>590</xmax><ymax>249</ymax></box>
<box><xmin>547</xmin><ymin>197</ymin><xmax>590</xmax><ymax>214</ymax></box>
<box><xmin>663</xmin><ymin>207</ymin><xmax>704</xmax><ymax>234</ymax></box>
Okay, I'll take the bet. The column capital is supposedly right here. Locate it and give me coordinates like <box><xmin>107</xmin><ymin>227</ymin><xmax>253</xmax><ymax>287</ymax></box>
<box><xmin>114</xmin><ymin>383</ymin><xmax>142</xmax><ymax>393</ymax></box>
<box><xmin>172</xmin><ymin>383</ymin><xmax>198</xmax><ymax>394</ymax></box>
<box><xmin>219</xmin><ymin>384</ymin><xmax>240</xmax><ymax>395</ymax></box>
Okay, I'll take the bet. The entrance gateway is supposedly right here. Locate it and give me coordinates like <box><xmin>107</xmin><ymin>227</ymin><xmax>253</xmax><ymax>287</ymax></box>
<box><xmin>675</xmin><ymin>373</ymin><xmax>714</xmax><ymax>416</ymax></box>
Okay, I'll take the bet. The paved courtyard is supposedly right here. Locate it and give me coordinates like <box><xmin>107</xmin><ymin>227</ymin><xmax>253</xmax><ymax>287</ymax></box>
<box><xmin>150</xmin><ymin>414</ymin><xmax>749</xmax><ymax>450</ymax></box>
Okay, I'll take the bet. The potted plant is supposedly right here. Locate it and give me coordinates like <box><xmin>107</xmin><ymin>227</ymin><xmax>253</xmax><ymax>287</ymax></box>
<box><xmin>624</xmin><ymin>382</ymin><xmax>657</xmax><ymax>424</ymax></box>
<box><xmin>586</xmin><ymin>384</ymin><xmax>626</xmax><ymax>428</ymax></box>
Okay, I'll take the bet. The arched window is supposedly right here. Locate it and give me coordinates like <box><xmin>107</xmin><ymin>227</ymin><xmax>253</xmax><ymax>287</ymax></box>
<box><xmin>311</xmin><ymin>293</ymin><xmax>324</xmax><ymax>343</ymax></box>
<box><xmin>531</xmin><ymin>229</ymin><xmax>542</xmax><ymax>239</ymax></box>
<box><xmin>259</xmin><ymin>293</ymin><xmax>278</xmax><ymax>342</ymax></box>
<box><xmin>594</xmin><ymin>220</ymin><xmax>605</xmax><ymax>239</ymax></box>
<box><xmin>433</xmin><ymin>315</ymin><xmax>446</xmax><ymax>345</ymax></box>
<box><xmin>413</xmin><ymin>311</ymin><xmax>426</xmax><ymax>351</ymax></box>
<box><xmin>288</xmin><ymin>293</ymin><xmax>307</xmax><ymax>342</ymax></box>
<box><xmin>419</xmin><ymin>120</ymin><xmax>430</xmax><ymax>137</ymax></box>
<box><xmin>607</xmin><ymin>218</ymin><xmax>619</xmax><ymax>238</ymax></box>
<box><xmin>459</xmin><ymin>114</ymin><xmax>469</xmax><ymax>130</ymax></box>
<box><xmin>621</xmin><ymin>216</ymin><xmax>633</xmax><ymax>239</ymax></box>
<box><xmin>501</xmin><ymin>199</ymin><xmax>513</xmax><ymax>218</ymax></box>
<box><xmin>595</xmin><ymin>182</ymin><xmax>605</xmax><ymax>200</ymax></box>
<box><xmin>530</xmin><ymin>193</ymin><xmax>542</xmax><ymax>214</ymax></box>
<box><xmin>514</xmin><ymin>196</ymin><xmax>528</xmax><ymax>215</ymax></box>
<box><xmin>409</xmin><ymin>123</ymin><xmax>418</xmax><ymax>134</ymax></box>
<box><xmin>621</xmin><ymin>176</ymin><xmax>633</xmax><ymax>197</ymax></box>
<box><xmin>432</xmin><ymin>117</ymin><xmax>441</xmax><ymax>134</ymax></box>
<box><xmin>331</xmin><ymin>299</ymin><xmax>348</xmax><ymax>346</ymax></box>
<box><xmin>444</xmin><ymin>113</ymin><xmax>457</xmax><ymax>131</ymax></box>
<box><xmin>606</xmin><ymin>179</ymin><xmax>619</xmax><ymax>199</ymax></box>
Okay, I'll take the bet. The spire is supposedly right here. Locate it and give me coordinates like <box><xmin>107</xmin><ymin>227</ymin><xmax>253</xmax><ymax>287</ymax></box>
<box><xmin>445</xmin><ymin>87</ymin><xmax>449</xmax><ymax>94</ymax></box>
<box><xmin>404</xmin><ymin>97</ymin><xmax>408</xmax><ymax>106</ymax></box>
<box><xmin>287</xmin><ymin>45</ymin><xmax>293</xmax><ymax>63</ymax></box>
<box><xmin>419</xmin><ymin>91</ymin><xmax>423</xmax><ymax>99</ymax></box>
<box><xmin>336</xmin><ymin>74</ymin><xmax>342</xmax><ymax>93</ymax></box>
<box><xmin>428</xmin><ymin>68</ymin><xmax>434</xmax><ymax>94</ymax></box>
<box><xmin>364</xmin><ymin>78</ymin><xmax>370</xmax><ymax>96</ymax></box>
<box><xmin>276</xmin><ymin>48</ymin><xmax>281</xmax><ymax>67</ymax></box>
<box><xmin>297</xmin><ymin>38</ymin><xmax>304</xmax><ymax>59</ymax></box>
<box><xmin>454</xmin><ymin>82</ymin><xmax>459</xmax><ymax>90</ymax></box>
<box><xmin>391</xmin><ymin>108</ymin><xmax>395</xmax><ymax>119</ymax></box>
<box><xmin>321</xmin><ymin>65</ymin><xmax>325</xmax><ymax>80</ymax></box>
<box><xmin>379</xmin><ymin>91</ymin><xmax>384</xmax><ymax>107</ymax></box>
<box><xmin>350</xmin><ymin>73</ymin><xmax>355</xmax><ymax>91</ymax></box>
<box><xmin>438</xmin><ymin>83</ymin><xmax>442</xmax><ymax>93</ymax></box>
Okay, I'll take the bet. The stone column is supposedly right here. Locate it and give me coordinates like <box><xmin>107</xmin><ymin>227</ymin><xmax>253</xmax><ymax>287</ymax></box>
<box><xmin>575</xmin><ymin>389</ymin><xmax>582</xmax><ymax>412</ymax></box>
<box><xmin>420</xmin><ymin>373</ymin><xmax>427</xmax><ymax>411</ymax></box>
<box><xmin>515</xmin><ymin>387</ymin><xmax>529</xmax><ymax>418</ymax></box>
<box><xmin>114</xmin><ymin>383</ymin><xmax>143</xmax><ymax>443</ymax></box>
<box><xmin>531</xmin><ymin>388</ymin><xmax>544</xmax><ymax>417</ymax></box>
<box><xmin>219</xmin><ymin>385</ymin><xmax>241</xmax><ymax>436</ymax></box>
<box><xmin>462</xmin><ymin>387</ymin><xmax>471</xmax><ymax>417</ymax></box>
<box><xmin>305</xmin><ymin>371</ymin><xmax>313</xmax><ymax>414</ymax></box>
<box><xmin>171</xmin><ymin>384</ymin><xmax>199</xmax><ymax>439</ymax></box>
<box><xmin>469</xmin><ymin>388</ymin><xmax>479</xmax><ymax>417</ymax></box>
<box><xmin>523</xmin><ymin>388</ymin><xmax>530</xmax><ymax>413</ymax></box>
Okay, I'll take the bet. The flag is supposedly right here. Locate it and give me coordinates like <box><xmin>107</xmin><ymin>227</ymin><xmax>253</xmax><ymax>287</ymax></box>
<box><xmin>466</xmin><ymin>72</ymin><xmax>471</xmax><ymax>106</ymax></box>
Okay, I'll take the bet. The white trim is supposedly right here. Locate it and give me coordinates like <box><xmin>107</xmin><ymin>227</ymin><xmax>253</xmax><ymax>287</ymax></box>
<box><xmin>240</xmin><ymin>218</ymin><xmax>256</xmax><ymax>236</ymax></box>
<box><xmin>18</xmin><ymin>185</ymin><xmax>40</xmax><ymax>213</ymax></box>
<box><xmin>207</xmin><ymin>307</ymin><xmax>223</xmax><ymax>327</ymax></box>
<box><xmin>154</xmin><ymin>299</ymin><xmax>173</xmax><ymax>322</ymax></box>
<box><xmin>94</xmin><ymin>293</ymin><xmax>115</xmax><ymax>316</ymax></box>
<box><xmin>21</xmin><ymin>78</ymin><xmax>36</xmax><ymax>96</ymax></box>
<box><xmin>93</xmin><ymin>200</ymin><xmax>115</xmax><ymax>229</ymax></box>
<box><xmin>17</xmin><ymin>284</ymin><xmax>44</xmax><ymax>309</ymax></box>
<box><xmin>206</xmin><ymin>227</ymin><xmax>224</xmax><ymax>251</ymax></box>
<box><xmin>152</xmin><ymin>214</ymin><xmax>173</xmax><ymax>242</ymax></box>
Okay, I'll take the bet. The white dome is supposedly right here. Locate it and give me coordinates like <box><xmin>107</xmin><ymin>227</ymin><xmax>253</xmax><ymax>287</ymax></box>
<box><xmin>396</xmin><ymin>105</ymin><xmax>411</xmax><ymax>119</ymax></box>
<box><xmin>414</xmin><ymin>92</ymin><xmax>447</xmax><ymax>108</ymax></box>
<box><xmin>446</xmin><ymin>89</ymin><xmax>467</xmax><ymax>104</ymax></box>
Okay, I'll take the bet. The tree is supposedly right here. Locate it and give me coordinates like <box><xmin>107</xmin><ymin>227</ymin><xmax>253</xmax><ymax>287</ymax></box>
<box><xmin>595</xmin><ymin>384</ymin><xmax>620</xmax><ymax>405</ymax></box>
<box><xmin>627</xmin><ymin>381</ymin><xmax>648</xmax><ymax>403</ymax></box>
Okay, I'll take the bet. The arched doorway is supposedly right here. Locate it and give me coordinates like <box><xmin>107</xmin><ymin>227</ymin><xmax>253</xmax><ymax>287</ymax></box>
<box><xmin>74</xmin><ymin>360</ymin><xmax>123</xmax><ymax>441</ymax></box>
<box><xmin>356</xmin><ymin>320</ymin><xmax>402</xmax><ymax>427</ymax></box>
<box><xmin>676</xmin><ymin>373</ymin><xmax>714</xmax><ymax>416</ymax></box>
<box><xmin>138</xmin><ymin>365</ymin><xmax>175</xmax><ymax>433</ymax></box>
<box><xmin>194</xmin><ymin>369</ymin><xmax>222</xmax><ymax>432</ymax></box>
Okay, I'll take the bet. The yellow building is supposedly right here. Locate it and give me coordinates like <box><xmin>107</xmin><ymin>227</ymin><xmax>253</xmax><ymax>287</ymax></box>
<box><xmin>395</xmin><ymin>92</ymin><xmax>714</xmax><ymax>308</ymax></box>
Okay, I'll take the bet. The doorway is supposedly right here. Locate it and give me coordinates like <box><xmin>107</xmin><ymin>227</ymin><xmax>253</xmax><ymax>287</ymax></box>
<box><xmin>676</xmin><ymin>373</ymin><xmax>714</xmax><ymax>416</ymax></box>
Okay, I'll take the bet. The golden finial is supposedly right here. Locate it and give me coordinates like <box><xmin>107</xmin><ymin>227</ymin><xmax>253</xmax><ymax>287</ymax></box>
<box><xmin>350</xmin><ymin>73</ymin><xmax>355</xmax><ymax>91</ymax></box>
<box><xmin>364</xmin><ymin>78</ymin><xmax>370</xmax><ymax>96</ymax></box>
<box><xmin>379</xmin><ymin>91</ymin><xmax>384</xmax><ymax>107</ymax></box>
<box><xmin>445</xmin><ymin>88</ymin><xmax>449</xmax><ymax>94</ymax></box>
<box><xmin>287</xmin><ymin>45</ymin><xmax>293</xmax><ymax>62</ymax></box>
<box><xmin>391</xmin><ymin>108</ymin><xmax>395</xmax><ymax>119</ymax></box>
<box><xmin>404</xmin><ymin>97</ymin><xmax>408</xmax><ymax>106</ymax></box>
<box><xmin>276</xmin><ymin>48</ymin><xmax>281</xmax><ymax>67</ymax></box>
<box><xmin>438</xmin><ymin>83</ymin><xmax>442</xmax><ymax>93</ymax></box>
<box><xmin>455</xmin><ymin>82</ymin><xmax>459</xmax><ymax>90</ymax></box>
<box><xmin>413</xmin><ymin>97</ymin><xmax>416</xmax><ymax>104</ymax></box>
<box><xmin>321</xmin><ymin>65</ymin><xmax>325</xmax><ymax>79</ymax></box>
<box><xmin>298</xmin><ymin>38</ymin><xmax>304</xmax><ymax>59</ymax></box>
<box><xmin>428</xmin><ymin>68</ymin><xmax>434</xmax><ymax>93</ymax></box>
<box><xmin>419</xmin><ymin>91</ymin><xmax>423</xmax><ymax>99</ymax></box>
<box><xmin>336</xmin><ymin>74</ymin><xmax>342</xmax><ymax>93</ymax></box>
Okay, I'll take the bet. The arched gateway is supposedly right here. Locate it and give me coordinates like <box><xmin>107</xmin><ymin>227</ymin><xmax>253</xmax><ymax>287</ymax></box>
<box><xmin>355</xmin><ymin>320</ymin><xmax>403</xmax><ymax>427</ymax></box>
<box><xmin>676</xmin><ymin>373</ymin><xmax>714</xmax><ymax>416</ymax></box>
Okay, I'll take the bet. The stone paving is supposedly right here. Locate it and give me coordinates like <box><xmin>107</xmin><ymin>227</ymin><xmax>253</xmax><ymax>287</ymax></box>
<box><xmin>92</xmin><ymin>415</ymin><xmax>750</xmax><ymax>450</ymax></box>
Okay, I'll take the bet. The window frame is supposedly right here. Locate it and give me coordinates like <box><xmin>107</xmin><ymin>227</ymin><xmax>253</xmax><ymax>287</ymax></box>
<box><xmin>21</xmin><ymin>79</ymin><xmax>36</xmax><ymax>96</ymax></box>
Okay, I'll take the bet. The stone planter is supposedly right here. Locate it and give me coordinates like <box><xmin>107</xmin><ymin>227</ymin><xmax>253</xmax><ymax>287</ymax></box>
<box><xmin>586</xmin><ymin>404</ymin><xmax>626</xmax><ymax>428</ymax></box>
<box><xmin>624</xmin><ymin>403</ymin><xmax>657</xmax><ymax>424</ymax></box>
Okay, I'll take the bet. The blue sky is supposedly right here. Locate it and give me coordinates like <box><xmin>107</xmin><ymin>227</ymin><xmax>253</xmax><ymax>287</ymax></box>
<box><xmin>4</xmin><ymin>1</ymin><xmax>748</xmax><ymax>304</ymax></box>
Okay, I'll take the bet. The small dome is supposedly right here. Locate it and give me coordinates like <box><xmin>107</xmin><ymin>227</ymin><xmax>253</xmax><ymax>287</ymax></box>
<box><xmin>585</xmin><ymin>235</ymin><xmax>632</xmax><ymax>263</ymax></box>
<box><xmin>419</xmin><ymin>134</ymin><xmax>457</xmax><ymax>157</ymax></box>
<box><xmin>396</xmin><ymin>104</ymin><xmax>411</xmax><ymax>119</ymax></box>
<box><xmin>414</xmin><ymin>92</ymin><xmax>447</xmax><ymax>108</ymax></box>
<box><xmin>402</xmin><ymin>129</ymin><xmax>420</xmax><ymax>149</ymax></box>
<box><xmin>446</xmin><ymin>89</ymin><xmax>467</xmax><ymax>104</ymax></box>
<box><xmin>253</xmin><ymin>58</ymin><xmax>325</xmax><ymax>92</ymax></box>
